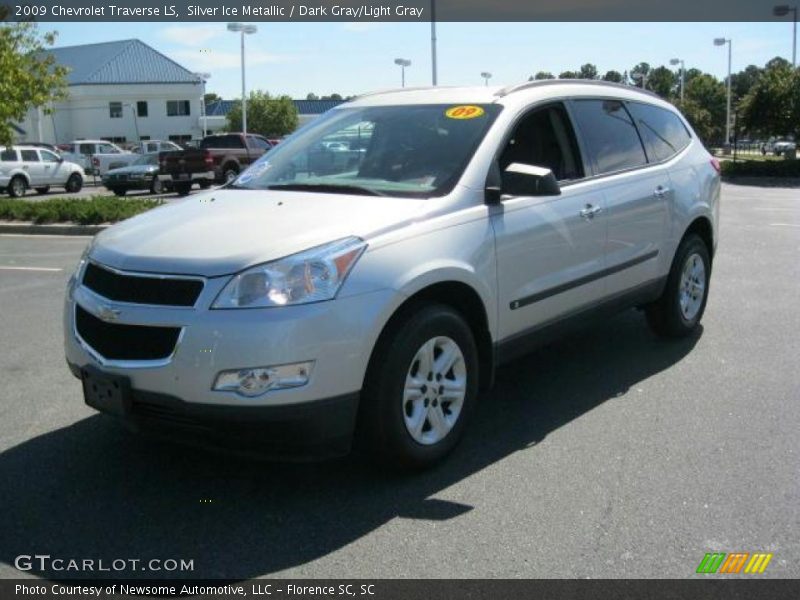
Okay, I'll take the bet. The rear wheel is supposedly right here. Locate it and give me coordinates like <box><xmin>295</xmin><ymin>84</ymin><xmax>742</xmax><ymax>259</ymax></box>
<box><xmin>8</xmin><ymin>176</ymin><xmax>26</xmax><ymax>198</ymax></box>
<box><xmin>65</xmin><ymin>173</ymin><xmax>82</xmax><ymax>193</ymax></box>
<box><xmin>198</xmin><ymin>180</ymin><xmax>212</xmax><ymax>189</ymax></box>
<box><xmin>149</xmin><ymin>176</ymin><xmax>163</xmax><ymax>195</ymax></box>
<box><xmin>358</xmin><ymin>304</ymin><xmax>479</xmax><ymax>469</ymax></box>
<box><xmin>111</xmin><ymin>188</ymin><xmax>127</xmax><ymax>197</ymax></box>
<box><xmin>223</xmin><ymin>165</ymin><xmax>239</xmax><ymax>183</ymax></box>
<box><xmin>35</xmin><ymin>186</ymin><xmax>50</xmax><ymax>195</ymax></box>
<box><xmin>646</xmin><ymin>234</ymin><xmax>711</xmax><ymax>338</ymax></box>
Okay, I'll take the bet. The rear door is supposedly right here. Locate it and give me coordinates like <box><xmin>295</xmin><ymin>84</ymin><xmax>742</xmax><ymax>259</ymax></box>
<box><xmin>19</xmin><ymin>149</ymin><xmax>44</xmax><ymax>186</ymax></box>
<box><xmin>569</xmin><ymin>98</ymin><xmax>668</xmax><ymax>294</ymax></box>
<box><xmin>492</xmin><ymin>102</ymin><xmax>608</xmax><ymax>341</ymax></box>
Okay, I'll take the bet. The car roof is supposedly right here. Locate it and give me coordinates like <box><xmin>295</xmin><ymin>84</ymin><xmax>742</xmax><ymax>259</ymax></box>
<box><xmin>345</xmin><ymin>80</ymin><xmax>674</xmax><ymax>112</ymax></box>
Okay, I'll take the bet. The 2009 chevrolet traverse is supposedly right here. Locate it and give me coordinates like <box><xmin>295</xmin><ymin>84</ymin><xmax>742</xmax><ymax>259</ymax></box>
<box><xmin>64</xmin><ymin>81</ymin><xmax>720</xmax><ymax>467</ymax></box>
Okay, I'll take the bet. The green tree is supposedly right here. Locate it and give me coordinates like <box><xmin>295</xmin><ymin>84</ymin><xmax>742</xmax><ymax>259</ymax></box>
<box><xmin>226</xmin><ymin>91</ymin><xmax>299</xmax><ymax>136</ymax></box>
<box><xmin>602</xmin><ymin>70</ymin><xmax>624</xmax><ymax>83</ymax></box>
<box><xmin>531</xmin><ymin>71</ymin><xmax>555</xmax><ymax>80</ymax></box>
<box><xmin>684</xmin><ymin>73</ymin><xmax>727</xmax><ymax>143</ymax></box>
<box><xmin>740</xmin><ymin>61</ymin><xmax>800</xmax><ymax>138</ymax></box>
<box><xmin>306</xmin><ymin>92</ymin><xmax>319</xmax><ymax>100</ymax></box>
<box><xmin>578</xmin><ymin>63</ymin><xmax>598</xmax><ymax>80</ymax></box>
<box><xmin>0</xmin><ymin>23</ymin><xmax>68</xmax><ymax>148</ymax></box>
<box><xmin>675</xmin><ymin>98</ymin><xmax>715</xmax><ymax>144</ymax></box>
<box><xmin>559</xmin><ymin>70</ymin><xmax>580</xmax><ymax>79</ymax></box>
<box><xmin>647</xmin><ymin>66</ymin><xmax>677</xmax><ymax>98</ymax></box>
<box><xmin>203</xmin><ymin>92</ymin><xmax>220</xmax><ymax>105</ymax></box>
<box><xmin>730</xmin><ymin>64</ymin><xmax>762</xmax><ymax>102</ymax></box>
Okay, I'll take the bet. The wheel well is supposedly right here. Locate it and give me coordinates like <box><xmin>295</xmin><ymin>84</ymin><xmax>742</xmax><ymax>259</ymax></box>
<box><xmin>368</xmin><ymin>281</ymin><xmax>495</xmax><ymax>392</ymax></box>
<box><xmin>223</xmin><ymin>162</ymin><xmax>239</xmax><ymax>173</ymax></box>
<box><xmin>684</xmin><ymin>217</ymin><xmax>714</xmax><ymax>261</ymax></box>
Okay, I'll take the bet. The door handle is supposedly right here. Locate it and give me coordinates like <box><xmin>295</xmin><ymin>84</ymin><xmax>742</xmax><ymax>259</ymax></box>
<box><xmin>654</xmin><ymin>186</ymin><xmax>671</xmax><ymax>198</ymax></box>
<box><xmin>579</xmin><ymin>204</ymin><xmax>603</xmax><ymax>219</ymax></box>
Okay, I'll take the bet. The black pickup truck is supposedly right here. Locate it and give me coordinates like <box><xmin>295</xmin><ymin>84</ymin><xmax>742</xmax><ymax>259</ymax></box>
<box><xmin>158</xmin><ymin>133</ymin><xmax>273</xmax><ymax>195</ymax></box>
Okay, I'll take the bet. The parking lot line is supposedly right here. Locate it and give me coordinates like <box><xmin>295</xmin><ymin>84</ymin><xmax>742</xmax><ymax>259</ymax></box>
<box><xmin>0</xmin><ymin>266</ymin><xmax>63</xmax><ymax>272</ymax></box>
<box><xmin>768</xmin><ymin>223</ymin><xmax>800</xmax><ymax>227</ymax></box>
<box><xmin>0</xmin><ymin>234</ymin><xmax>93</xmax><ymax>239</ymax></box>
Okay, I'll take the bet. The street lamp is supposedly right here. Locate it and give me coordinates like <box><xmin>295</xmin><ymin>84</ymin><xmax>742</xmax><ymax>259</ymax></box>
<box><xmin>773</xmin><ymin>4</ymin><xmax>798</xmax><ymax>67</ymax></box>
<box><xmin>714</xmin><ymin>37</ymin><xmax>733</xmax><ymax>148</ymax></box>
<box><xmin>431</xmin><ymin>0</ymin><xmax>437</xmax><ymax>85</ymax></box>
<box><xmin>227</xmin><ymin>22</ymin><xmax>257</xmax><ymax>135</ymax></box>
<box><xmin>194</xmin><ymin>72</ymin><xmax>211</xmax><ymax>138</ymax></box>
<box><xmin>481</xmin><ymin>71</ymin><xmax>492</xmax><ymax>86</ymax></box>
<box><xmin>670</xmin><ymin>58</ymin><xmax>685</xmax><ymax>103</ymax></box>
<box><xmin>394</xmin><ymin>58</ymin><xmax>411</xmax><ymax>87</ymax></box>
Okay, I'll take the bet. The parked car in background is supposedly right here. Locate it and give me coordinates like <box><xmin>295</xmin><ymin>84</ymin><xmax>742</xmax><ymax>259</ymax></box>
<box><xmin>158</xmin><ymin>133</ymin><xmax>273</xmax><ymax>195</ymax></box>
<box><xmin>64</xmin><ymin>82</ymin><xmax>719</xmax><ymax>467</ymax></box>
<box><xmin>59</xmin><ymin>140</ymin><xmax>129</xmax><ymax>175</ymax></box>
<box><xmin>762</xmin><ymin>139</ymin><xmax>797</xmax><ymax>156</ymax></box>
<box><xmin>1</xmin><ymin>145</ymin><xmax>84</xmax><ymax>197</ymax></box>
<box><xmin>102</xmin><ymin>153</ymin><xmax>169</xmax><ymax>196</ymax></box>
<box><xmin>90</xmin><ymin>140</ymin><xmax>185</xmax><ymax>176</ymax></box>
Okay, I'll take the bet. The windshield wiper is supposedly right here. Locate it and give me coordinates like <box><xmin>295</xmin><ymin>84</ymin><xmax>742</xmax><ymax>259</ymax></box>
<box><xmin>266</xmin><ymin>183</ymin><xmax>385</xmax><ymax>196</ymax></box>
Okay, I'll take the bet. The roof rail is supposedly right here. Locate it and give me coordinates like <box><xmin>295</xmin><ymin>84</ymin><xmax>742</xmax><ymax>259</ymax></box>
<box><xmin>348</xmin><ymin>85</ymin><xmax>464</xmax><ymax>102</ymax></box>
<box><xmin>495</xmin><ymin>79</ymin><xmax>662</xmax><ymax>100</ymax></box>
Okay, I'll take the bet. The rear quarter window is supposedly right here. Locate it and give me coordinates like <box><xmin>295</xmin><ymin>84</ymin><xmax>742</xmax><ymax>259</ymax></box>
<box><xmin>1</xmin><ymin>149</ymin><xmax>17</xmax><ymax>162</ymax></box>
<box><xmin>626</xmin><ymin>102</ymin><xmax>692</xmax><ymax>162</ymax></box>
<box><xmin>570</xmin><ymin>99</ymin><xmax>647</xmax><ymax>174</ymax></box>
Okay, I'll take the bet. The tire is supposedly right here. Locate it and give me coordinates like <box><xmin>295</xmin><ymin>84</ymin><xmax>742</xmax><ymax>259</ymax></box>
<box><xmin>358</xmin><ymin>304</ymin><xmax>479</xmax><ymax>469</ymax></box>
<box><xmin>65</xmin><ymin>173</ymin><xmax>82</xmax><ymax>193</ymax></box>
<box><xmin>7</xmin><ymin>176</ymin><xmax>27</xmax><ymax>198</ymax></box>
<box><xmin>111</xmin><ymin>188</ymin><xmax>127</xmax><ymax>197</ymax></box>
<box><xmin>223</xmin><ymin>165</ymin><xmax>239</xmax><ymax>183</ymax></box>
<box><xmin>35</xmin><ymin>186</ymin><xmax>50</xmax><ymax>195</ymax></box>
<box><xmin>174</xmin><ymin>182</ymin><xmax>192</xmax><ymax>196</ymax></box>
<box><xmin>149</xmin><ymin>176</ymin><xmax>163</xmax><ymax>195</ymax></box>
<box><xmin>646</xmin><ymin>234</ymin><xmax>711</xmax><ymax>338</ymax></box>
<box><xmin>198</xmin><ymin>180</ymin><xmax>212</xmax><ymax>189</ymax></box>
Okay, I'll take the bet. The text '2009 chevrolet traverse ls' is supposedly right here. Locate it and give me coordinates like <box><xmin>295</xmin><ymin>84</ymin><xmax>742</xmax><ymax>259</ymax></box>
<box><xmin>65</xmin><ymin>81</ymin><xmax>720</xmax><ymax>467</ymax></box>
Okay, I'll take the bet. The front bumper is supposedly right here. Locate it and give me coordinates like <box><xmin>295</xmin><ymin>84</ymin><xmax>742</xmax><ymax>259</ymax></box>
<box><xmin>65</xmin><ymin>269</ymin><xmax>397</xmax><ymax>458</ymax></box>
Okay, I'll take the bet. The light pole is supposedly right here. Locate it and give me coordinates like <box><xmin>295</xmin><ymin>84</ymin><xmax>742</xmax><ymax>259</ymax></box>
<box><xmin>194</xmin><ymin>72</ymin><xmax>211</xmax><ymax>138</ymax></box>
<box><xmin>714</xmin><ymin>37</ymin><xmax>733</xmax><ymax>147</ymax></box>
<box><xmin>431</xmin><ymin>0</ymin><xmax>437</xmax><ymax>85</ymax></box>
<box><xmin>481</xmin><ymin>71</ymin><xmax>492</xmax><ymax>86</ymax></box>
<box><xmin>394</xmin><ymin>58</ymin><xmax>411</xmax><ymax>87</ymax></box>
<box><xmin>670</xmin><ymin>58</ymin><xmax>685</xmax><ymax>103</ymax></box>
<box><xmin>227</xmin><ymin>22</ymin><xmax>257</xmax><ymax>135</ymax></box>
<box><xmin>773</xmin><ymin>5</ymin><xmax>798</xmax><ymax>67</ymax></box>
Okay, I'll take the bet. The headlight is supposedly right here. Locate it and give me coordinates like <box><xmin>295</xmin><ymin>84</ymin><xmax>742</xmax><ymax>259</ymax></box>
<box><xmin>212</xmin><ymin>237</ymin><xmax>367</xmax><ymax>309</ymax></box>
<box><xmin>68</xmin><ymin>243</ymin><xmax>92</xmax><ymax>298</ymax></box>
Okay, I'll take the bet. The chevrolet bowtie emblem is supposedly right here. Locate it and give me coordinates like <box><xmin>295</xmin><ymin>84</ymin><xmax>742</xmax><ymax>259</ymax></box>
<box><xmin>97</xmin><ymin>306</ymin><xmax>121</xmax><ymax>322</ymax></box>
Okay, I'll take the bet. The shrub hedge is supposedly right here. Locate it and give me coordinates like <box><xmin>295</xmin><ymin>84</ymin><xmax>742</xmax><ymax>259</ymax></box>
<box><xmin>0</xmin><ymin>196</ymin><xmax>163</xmax><ymax>225</ymax></box>
<box><xmin>721</xmin><ymin>158</ymin><xmax>800</xmax><ymax>177</ymax></box>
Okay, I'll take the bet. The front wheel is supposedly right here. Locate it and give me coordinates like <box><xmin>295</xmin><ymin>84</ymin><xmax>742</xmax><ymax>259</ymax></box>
<box><xmin>173</xmin><ymin>182</ymin><xmax>192</xmax><ymax>196</ymax></box>
<box><xmin>111</xmin><ymin>188</ymin><xmax>127</xmax><ymax>197</ymax></box>
<box><xmin>646</xmin><ymin>234</ymin><xmax>711</xmax><ymax>338</ymax></box>
<box><xmin>149</xmin><ymin>176</ymin><xmax>163</xmax><ymax>195</ymax></box>
<box><xmin>358</xmin><ymin>304</ymin><xmax>479</xmax><ymax>469</ymax></box>
<box><xmin>65</xmin><ymin>173</ymin><xmax>83</xmax><ymax>193</ymax></box>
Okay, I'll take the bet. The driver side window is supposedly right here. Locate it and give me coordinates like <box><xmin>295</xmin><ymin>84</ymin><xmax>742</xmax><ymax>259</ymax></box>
<box><xmin>499</xmin><ymin>103</ymin><xmax>584</xmax><ymax>191</ymax></box>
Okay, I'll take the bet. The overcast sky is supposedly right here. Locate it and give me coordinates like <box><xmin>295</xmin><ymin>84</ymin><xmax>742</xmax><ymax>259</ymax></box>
<box><xmin>47</xmin><ymin>21</ymin><xmax>795</xmax><ymax>99</ymax></box>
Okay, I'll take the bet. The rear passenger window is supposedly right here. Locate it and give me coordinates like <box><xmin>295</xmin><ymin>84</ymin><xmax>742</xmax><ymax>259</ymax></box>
<box><xmin>20</xmin><ymin>150</ymin><xmax>39</xmax><ymax>162</ymax></box>
<box><xmin>570</xmin><ymin>99</ymin><xmax>647</xmax><ymax>174</ymax></box>
<box><xmin>626</xmin><ymin>102</ymin><xmax>691</xmax><ymax>162</ymax></box>
<box><xmin>1</xmin><ymin>149</ymin><xmax>17</xmax><ymax>162</ymax></box>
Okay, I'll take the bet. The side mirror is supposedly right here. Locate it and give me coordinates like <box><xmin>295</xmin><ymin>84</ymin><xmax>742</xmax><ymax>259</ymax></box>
<box><xmin>502</xmin><ymin>163</ymin><xmax>561</xmax><ymax>197</ymax></box>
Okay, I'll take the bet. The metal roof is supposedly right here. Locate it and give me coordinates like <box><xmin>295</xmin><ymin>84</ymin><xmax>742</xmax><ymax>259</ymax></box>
<box><xmin>205</xmin><ymin>99</ymin><xmax>345</xmax><ymax>117</ymax></box>
<box><xmin>45</xmin><ymin>39</ymin><xmax>201</xmax><ymax>86</ymax></box>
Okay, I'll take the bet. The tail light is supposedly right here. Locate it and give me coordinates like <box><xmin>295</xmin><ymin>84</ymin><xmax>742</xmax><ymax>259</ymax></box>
<box><xmin>203</xmin><ymin>150</ymin><xmax>213</xmax><ymax>166</ymax></box>
<box><xmin>92</xmin><ymin>156</ymin><xmax>100</xmax><ymax>167</ymax></box>
<box><xmin>710</xmin><ymin>158</ymin><xmax>721</xmax><ymax>174</ymax></box>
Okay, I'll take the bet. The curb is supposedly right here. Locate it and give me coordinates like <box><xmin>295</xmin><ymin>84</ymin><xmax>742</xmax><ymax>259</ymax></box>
<box><xmin>0</xmin><ymin>221</ymin><xmax>108</xmax><ymax>236</ymax></box>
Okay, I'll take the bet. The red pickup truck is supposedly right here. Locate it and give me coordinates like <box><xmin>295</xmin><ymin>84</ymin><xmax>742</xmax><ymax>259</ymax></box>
<box><xmin>158</xmin><ymin>133</ymin><xmax>273</xmax><ymax>195</ymax></box>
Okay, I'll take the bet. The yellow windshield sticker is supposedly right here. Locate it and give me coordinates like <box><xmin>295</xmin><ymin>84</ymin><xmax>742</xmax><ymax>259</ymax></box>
<box><xmin>445</xmin><ymin>105</ymin><xmax>485</xmax><ymax>119</ymax></box>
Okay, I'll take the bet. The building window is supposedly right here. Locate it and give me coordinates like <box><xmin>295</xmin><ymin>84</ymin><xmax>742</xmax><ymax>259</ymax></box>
<box><xmin>101</xmin><ymin>136</ymin><xmax>127</xmax><ymax>144</ymax></box>
<box><xmin>140</xmin><ymin>135</ymin><xmax>151</xmax><ymax>141</ymax></box>
<box><xmin>167</xmin><ymin>100</ymin><xmax>191</xmax><ymax>117</ymax></box>
<box><xmin>109</xmin><ymin>102</ymin><xmax>123</xmax><ymax>119</ymax></box>
<box><xmin>137</xmin><ymin>101</ymin><xmax>148</xmax><ymax>118</ymax></box>
<box><xmin>168</xmin><ymin>134</ymin><xmax>192</xmax><ymax>143</ymax></box>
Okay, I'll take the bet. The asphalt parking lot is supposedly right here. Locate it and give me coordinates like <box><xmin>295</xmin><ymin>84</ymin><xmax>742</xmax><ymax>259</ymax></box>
<box><xmin>0</xmin><ymin>182</ymin><xmax>797</xmax><ymax>580</ymax></box>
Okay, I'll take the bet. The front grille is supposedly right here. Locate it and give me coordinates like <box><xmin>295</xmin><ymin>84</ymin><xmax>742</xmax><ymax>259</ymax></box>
<box><xmin>75</xmin><ymin>304</ymin><xmax>181</xmax><ymax>361</ymax></box>
<box><xmin>83</xmin><ymin>262</ymin><xmax>203</xmax><ymax>307</ymax></box>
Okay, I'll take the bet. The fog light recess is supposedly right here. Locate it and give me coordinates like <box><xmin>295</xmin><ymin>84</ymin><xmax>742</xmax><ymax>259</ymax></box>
<box><xmin>213</xmin><ymin>361</ymin><xmax>314</xmax><ymax>397</ymax></box>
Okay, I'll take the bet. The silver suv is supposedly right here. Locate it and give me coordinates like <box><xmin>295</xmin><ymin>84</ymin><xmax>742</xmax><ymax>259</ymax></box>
<box><xmin>64</xmin><ymin>81</ymin><xmax>720</xmax><ymax>467</ymax></box>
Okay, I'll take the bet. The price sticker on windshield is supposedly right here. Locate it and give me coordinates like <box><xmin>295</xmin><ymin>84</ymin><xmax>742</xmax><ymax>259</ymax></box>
<box><xmin>445</xmin><ymin>105</ymin><xmax>485</xmax><ymax>119</ymax></box>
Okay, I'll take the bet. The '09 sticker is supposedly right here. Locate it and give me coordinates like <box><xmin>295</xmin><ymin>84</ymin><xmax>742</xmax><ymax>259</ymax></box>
<box><xmin>445</xmin><ymin>105</ymin><xmax>485</xmax><ymax>119</ymax></box>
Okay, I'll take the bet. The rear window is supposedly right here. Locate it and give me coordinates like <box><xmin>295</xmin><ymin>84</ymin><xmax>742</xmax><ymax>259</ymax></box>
<box><xmin>627</xmin><ymin>102</ymin><xmax>692</xmax><ymax>162</ymax></box>
<box><xmin>570</xmin><ymin>99</ymin><xmax>647</xmax><ymax>174</ymax></box>
<box><xmin>201</xmin><ymin>135</ymin><xmax>242</xmax><ymax>149</ymax></box>
<box><xmin>1</xmin><ymin>149</ymin><xmax>17</xmax><ymax>162</ymax></box>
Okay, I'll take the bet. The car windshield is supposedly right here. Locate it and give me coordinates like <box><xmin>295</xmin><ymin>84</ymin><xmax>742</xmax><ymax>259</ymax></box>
<box><xmin>133</xmin><ymin>153</ymin><xmax>158</xmax><ymax>166</ymax></box>
<box><xmin>231</xmin><ymin>103</ymin><xmax>502</xmax><ymax>198</ymax></box>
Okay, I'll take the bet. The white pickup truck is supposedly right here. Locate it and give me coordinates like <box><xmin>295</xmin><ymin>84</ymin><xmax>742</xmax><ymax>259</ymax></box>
<box><xmin>58</xmin><ymin>140</ymin><xmax>183</xmax><ymax>176</ymax></box>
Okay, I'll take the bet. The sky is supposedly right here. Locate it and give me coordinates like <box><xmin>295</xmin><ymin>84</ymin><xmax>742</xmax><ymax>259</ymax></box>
<box><xmin>45</xmin><ymin>21</ymin><xmax>795</xmax><ymax>99</ymax></box>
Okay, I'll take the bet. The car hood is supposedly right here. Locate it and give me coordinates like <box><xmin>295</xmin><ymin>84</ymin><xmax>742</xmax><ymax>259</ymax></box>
<box><xmin>91</xmin><ymin>189</ymin><xmax>427</xmax><ymax>277</ymax></box>
<box><xmin>105</xmin><ymin>165</ymin><xmax>156</xmax><ymax>176</ymax></box>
